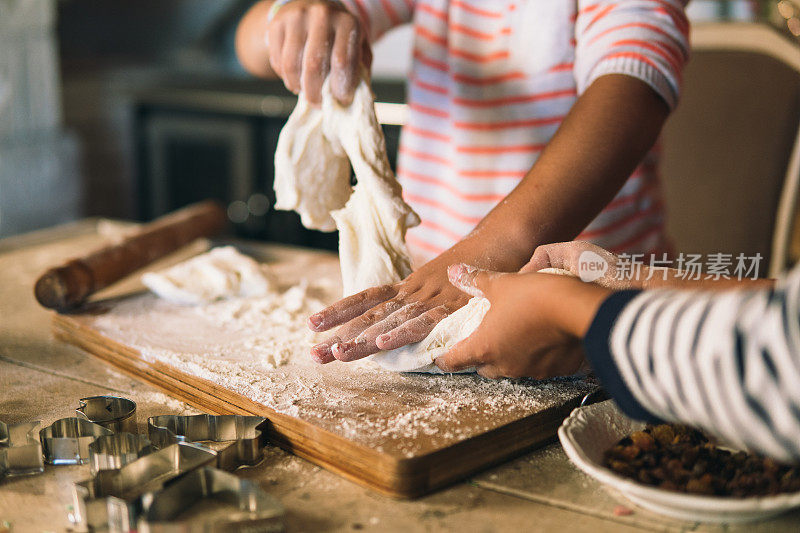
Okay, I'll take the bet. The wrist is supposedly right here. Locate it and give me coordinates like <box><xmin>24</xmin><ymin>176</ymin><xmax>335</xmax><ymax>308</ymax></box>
<box><xmin>450</xmin><ymin>224</ymin><xmax>535</xmax><ymax>272</ymax></box>
<box><xmin>544</xmin><ymin>277</ymin><xmax>613</xmax><ymax>338</ymax></box>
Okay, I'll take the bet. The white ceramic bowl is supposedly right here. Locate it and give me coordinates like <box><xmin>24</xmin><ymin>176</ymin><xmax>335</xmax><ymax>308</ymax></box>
<box><xmin>558</xmin><ymin>400</ymin><xmax>800</xmax><ymax>523</ymax></box>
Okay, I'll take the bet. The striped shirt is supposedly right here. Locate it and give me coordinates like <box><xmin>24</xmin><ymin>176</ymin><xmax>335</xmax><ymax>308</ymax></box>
<box><xmin>339</xmin><ymin>0</ymin><xmax>690</xmax><ymax>263</ymax></box>
<box><xmin>585</xmin><ymin>267</ymin><xmax>800</xmax><ymax>463</ymax></box>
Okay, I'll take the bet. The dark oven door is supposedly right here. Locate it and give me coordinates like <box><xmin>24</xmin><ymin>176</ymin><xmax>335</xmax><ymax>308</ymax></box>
<box><xmin>136</xmin><ymin>82</ymin><xmax>405</xmax><ymax>250</ymax></box>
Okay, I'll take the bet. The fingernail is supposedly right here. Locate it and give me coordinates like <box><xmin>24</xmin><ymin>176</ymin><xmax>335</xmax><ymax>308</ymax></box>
<box><xmin>331</xmin><ymin>341</ymin><xmax>349</xmax><ymax>358</ymax></box>
<box><xmin>310</xmin><ymin>343</ymin><xmax>331</xmax><ymax>361</ymax></box>
<box><xmin>376</xmin><ymin>333</ymin><xmax>390</xmax><ymax>346</ymax></box>
<box><xmin>308</xmin><ymin>314</ymin><xmax>322</xmax><ymax>329</ymax></box>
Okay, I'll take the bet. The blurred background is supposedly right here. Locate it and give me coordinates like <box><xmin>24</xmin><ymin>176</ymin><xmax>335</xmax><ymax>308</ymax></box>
<box><xmin>4</xmin><ymin>0</ymin><xmax>800</xmax><ymax>273</ymax></box>
<box><xmin>0</xmin><ymin>0</ymin><xmax>415</xmax><ymax>247</ymax></box>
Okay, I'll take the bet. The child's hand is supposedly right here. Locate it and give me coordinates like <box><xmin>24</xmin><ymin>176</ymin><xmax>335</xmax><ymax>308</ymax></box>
<box><xmin>434</xmin><ymin>263</ymin><xmax>611</xmax><ymax>379</ymax></box>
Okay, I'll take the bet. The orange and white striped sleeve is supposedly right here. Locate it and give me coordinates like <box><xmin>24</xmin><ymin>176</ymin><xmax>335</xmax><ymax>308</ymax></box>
<box><xmin>574</xmin><ymin>0</ymin><xmax>690</xmax><ymax>110</ymax></box>
<box><xmin>339</xmin><ymin>0</ymin><xmax>415</xmax><ymax>42</ymax></box>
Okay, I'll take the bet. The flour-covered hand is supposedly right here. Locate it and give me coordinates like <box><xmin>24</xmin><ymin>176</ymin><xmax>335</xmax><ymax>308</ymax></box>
<box><xmin>308</xmin><ymin>256</ymin><xmax>469</xmax><ymax>363</ymax></box>
<box><xmin>267</xmin><ymin>0</ymin><xmax>369</xmax><ymax>104</ymax></box>
<box><xmin>523</xmin><ymin>241</ymin><xmax>635</xmax><ymax>289</ymax></box>
<box><xmin>434</xmin><ymin>264</ymin><xmax>611</xmax><ymax>379</ymax></box>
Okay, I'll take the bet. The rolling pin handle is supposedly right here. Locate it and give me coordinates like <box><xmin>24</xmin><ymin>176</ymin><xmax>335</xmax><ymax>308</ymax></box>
<box><xmin>34</xmin><ymin>260</ymin><xmax>94</xmax><ymax>312</ymax></box>
<box><xmin>33</xmin><ymin>200</ymin><xmax>227</xmax><ymax>311</ymax></box>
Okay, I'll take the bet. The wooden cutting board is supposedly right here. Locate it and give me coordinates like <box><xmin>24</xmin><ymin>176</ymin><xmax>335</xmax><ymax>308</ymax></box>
<box><xmin>52</xmin><ymin>244</ymin><xmax>598</xmax><ymax>498</ymax></box>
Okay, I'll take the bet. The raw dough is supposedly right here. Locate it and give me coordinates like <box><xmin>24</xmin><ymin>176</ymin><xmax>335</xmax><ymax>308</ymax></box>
<box><xmin>372</xmin><ymin>297</ymin><xmax>491</xmax><ymax>373</ymax></box>
<box><xmin>141</xmin><ymin>246</ymin><xmax>276</xmax><ymax>305</ymax></box>
<box><xmin>371</xmin><ymin>268</ymin><xmax>574</xmax><ymax>373</ymax></box>
<box><xmin>275</xmin><ymin>79</ymin><xmax>574</xmax><ymax>373</ymax></box>
<box><xmin>274</xmin><ymin>76</ymin><xmax>420</xmax><ymax>296</ymax></box>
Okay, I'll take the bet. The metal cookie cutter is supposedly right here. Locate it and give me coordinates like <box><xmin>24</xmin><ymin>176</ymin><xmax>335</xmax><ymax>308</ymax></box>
<box><xmin>70</xmin><ymin>442</ymin><xmax>218</xmax><ymax>532</ymax></box>
<box><xmin>138</xmin><ymin>467</ymin><xmax>284</xmax><ymax>533</ymax></box>
<box><xmin>77</xmin><ymin>396</ymin><xmax>137</xmax><ymax>434</ymax></box>
<box><xmin>39</xmin><ymin>417</ymin><xmax>113</xmax><ymax>465</ymax></box>
<box><xmin>88</xmin><ymin>432</ymin><xmax>153</xmax><ymax>475</ymax></box>
<box><xmin>0</xmin><ymin>421</ymin><xmax>44</xmax><ymax>478</ymax></box>
<box><xmin>148</xmin><ymin>414</ymin><xmax>269</xmax><ymax>471</ymax></box>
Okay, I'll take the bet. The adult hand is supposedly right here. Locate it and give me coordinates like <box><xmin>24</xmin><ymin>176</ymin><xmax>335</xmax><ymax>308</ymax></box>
<box><xmin>526</xmin><ymin>241</ymin><xmax>777</xmax><ymax>291</ymax></box>
<box><xmin>308</xmin><ymin>253</ymin><xmax>471</xmax><ymax>363</ymax></box>
<box><xmin>434</xmin><ymin>264</ymin><xmax>611</xmax><ymax>379</ymax></box>
<box><xmin>236</xmin><ymin>0</ymin><xmax>370</xmax><ymax>105</ymax></box>
<box><xmin>523</xmin><ymin>241</ymin><xmax>633</xmax><ymax>289</ymax></box>
<box><xmin>270</xmin><ymin>0</ymin><xmax>370</xmax><ymax>104</ymax></box>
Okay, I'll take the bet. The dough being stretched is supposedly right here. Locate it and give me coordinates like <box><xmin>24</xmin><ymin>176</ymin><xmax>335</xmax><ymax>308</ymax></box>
<box><xmin>275</xmin><ymin>77</ymin><xmax>419</xmax><ymax>296</ymax></box>
<box><xmin>275</xmin><ymin>78</ymin><xmax>575</xmax><ymax>372</ymax></box>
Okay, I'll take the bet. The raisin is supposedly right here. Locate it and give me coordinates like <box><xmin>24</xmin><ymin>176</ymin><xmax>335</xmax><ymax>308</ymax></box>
<box><xmin>602</xmin><ymin>423</ymin><xmax>800</xmax><ymax>497</ymax></box>
<box><xmin>651</xmin><ymin>425</ymin><xmax>675</xmax><ymax>447</ymax></box>
<box><xmin>686</xmin><ymin>478</ymin><xmax>714</xmax><ymax>495</ymax></box>
<box><xmin>630</xmin><ymin>431</ymin><xmax>656</xmax><ymax>452</ymax></box>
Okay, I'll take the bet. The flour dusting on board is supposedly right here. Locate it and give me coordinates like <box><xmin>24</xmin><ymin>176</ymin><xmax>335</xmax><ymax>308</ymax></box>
<box><xmin>89</xmin><ymin>246</ymin><xmax>597</xmax><ymax>457</ymax></box>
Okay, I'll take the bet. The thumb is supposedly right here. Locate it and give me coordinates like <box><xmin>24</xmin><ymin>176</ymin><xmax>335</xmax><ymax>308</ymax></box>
<box><xmin>447</xmin><ymin>263</ymin><xmax>504</xmax><ymax>298</ymax></box>
<box><xmin>520</xmin><ymin>243</ymin><xmax>569</xmax><ymax>274</ymax></box>
<box><xmin>435</xmin><ymin>333</ymin><xmax>484</xmax><ymax>373</ymax></box>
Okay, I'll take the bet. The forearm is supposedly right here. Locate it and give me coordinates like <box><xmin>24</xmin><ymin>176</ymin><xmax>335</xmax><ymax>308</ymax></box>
<box><xmin>639</xmin><ymin>269</ymin><xmax>775</xmax><ymax>290</ymax></box>
<box><xmin>450</xmin><ymin>74</ymin><xmax>670</xmax><ymax>272</ymax></box>
<box><xmin>339</xmin><ymin>0</ymin><xmax>414</xmax><ymax>42</ymax></box>
<box><xmin>549</xmin><ymin>278</ymin><xmax>613</xmax><ymax>339</ymax></box>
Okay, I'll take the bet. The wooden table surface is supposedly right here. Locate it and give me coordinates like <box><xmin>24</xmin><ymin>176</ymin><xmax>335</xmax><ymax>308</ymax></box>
<box><xmin>2</xmin><ymin>220</ymin><xmax>800</xmax><ymax>533</ymax></box>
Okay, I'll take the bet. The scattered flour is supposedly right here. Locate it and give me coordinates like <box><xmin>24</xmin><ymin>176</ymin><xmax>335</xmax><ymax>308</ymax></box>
<box><xmin>137</xmin><ymin>390</ymin><xmax>196</xmax><ymax>414</ymax></box>
<box><xmin>87</xmin><ymin>247</ymin><xmax>598</xmax><ymax>457</ymax></box>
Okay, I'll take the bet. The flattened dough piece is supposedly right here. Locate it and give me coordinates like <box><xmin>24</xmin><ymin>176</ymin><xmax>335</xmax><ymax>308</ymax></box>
<box><xmin>371</xmin><ymin>268</ymin><xmax>576</xmax><ymax>373</ymax></box>
<box><xmin>371</xmin><ymin>297</ymin><xmax>491</xmax><ymax>373</ymax></box>
<box><xmin>142</xmin><ymin>246</ymin><xmax>275</xmax><ymax>305</ymax></box>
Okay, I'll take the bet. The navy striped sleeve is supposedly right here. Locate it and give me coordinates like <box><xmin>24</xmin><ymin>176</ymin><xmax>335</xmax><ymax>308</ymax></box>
<box><xmin>583</xmin><ymin>265</ymin><xmax>800</xmax><ymax>463</ymax></box>
<box><xmin>583</xmin><ymin>289</ymin><xmax>662</xmax><ymax>423</ymax></box>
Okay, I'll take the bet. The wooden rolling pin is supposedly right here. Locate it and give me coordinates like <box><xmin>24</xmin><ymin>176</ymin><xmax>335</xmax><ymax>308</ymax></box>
<box><xmin>35</xmin><ymin>200</ymin><xmax>228</xmax><ymax>311</ymax></box>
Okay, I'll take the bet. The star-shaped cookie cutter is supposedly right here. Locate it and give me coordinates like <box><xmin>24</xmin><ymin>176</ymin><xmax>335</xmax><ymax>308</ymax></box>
<box><xmin>70</xmin><ymin>441</ymin><xmax>218</xmax><ymax>532</ymax></box>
